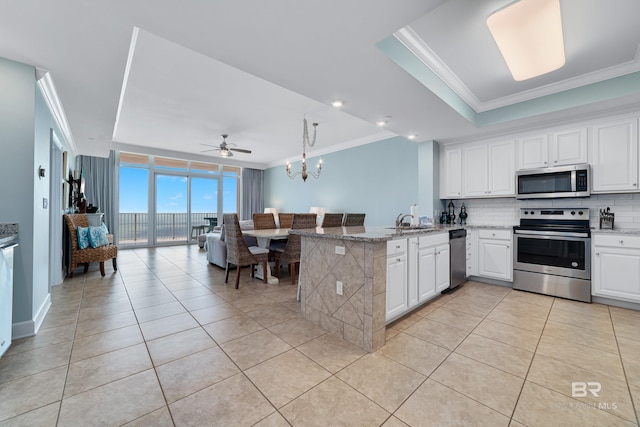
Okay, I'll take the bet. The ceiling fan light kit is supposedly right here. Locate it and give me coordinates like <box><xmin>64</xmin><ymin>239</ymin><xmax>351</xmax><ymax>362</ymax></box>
<box><xmin>286</xmin><ymin>117</ymin><xmax>322</xmax><ymax>182</ymax></box>
<box><xmin>487</xmin><ymin>0</ymin><xmax>565</xmax><ymax>81</ymax></box>
<box><xmin>200</xmin><ymin>134</ymin><xmax>252</xmax><ymax>157</ymax></box>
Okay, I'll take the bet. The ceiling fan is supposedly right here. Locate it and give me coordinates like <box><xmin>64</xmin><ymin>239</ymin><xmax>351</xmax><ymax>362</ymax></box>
<box><xmin>201</xmin><ymin>134</ymin><xmax>252</xmax><ymax>157</ymax></box>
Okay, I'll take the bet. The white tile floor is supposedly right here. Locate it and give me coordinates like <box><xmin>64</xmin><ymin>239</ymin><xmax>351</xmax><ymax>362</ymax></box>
<box><xmin>0</xmin><ymin>245</ymin><xmax>639</xmax><ymax>426</ymax></box>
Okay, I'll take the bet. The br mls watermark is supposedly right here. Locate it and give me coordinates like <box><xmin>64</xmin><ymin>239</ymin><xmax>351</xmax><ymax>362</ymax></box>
<box><xmin>571</xmin><ymin>381</ymin><xmax>601</xmax><ymax>398</ymax></box>
<box><xmin>554</xmin><ymin>382</ymin><xmax>618</xmax><ymax>411</ymax></box>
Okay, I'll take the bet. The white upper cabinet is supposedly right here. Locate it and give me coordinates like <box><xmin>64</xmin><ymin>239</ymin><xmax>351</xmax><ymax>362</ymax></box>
<box><xmin>517</xmin><ymin>128</ymin><xmax>588</xmax><ymax>170</ymax></box>
<box><xmin>462</xmin><ymin>140</ymin><xmax>514</xmax><ymax>198</ymax></box>
<box><xmin>550</xmin><ymin>127</ymin><xmax>588</xmax><ymax>166</ymax></box>
<box><xmin>488</xmin><ymin>141</ymin><xmax>515</xmax><ymax>195</ymax></box>
<box><xmin>517</xmin><ymin>134</ymin><xmax>549</xmax><ymax>169</ymax></box>
<box><xmin>440</xmin><ymin>147</ymin><xmax>462</xmax><ymax>198</ymax></box>
<box><xmin>462</xmin><ymin>144</ymin><xmax>488</xmax><ymax>197</ymax></box>
<box><xmin>592</xmin><ymin>118</ymin><xmax>639</xmax><ymax>193</ymax></box>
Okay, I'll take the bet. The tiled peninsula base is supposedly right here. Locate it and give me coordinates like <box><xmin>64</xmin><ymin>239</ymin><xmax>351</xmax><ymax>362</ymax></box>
<box><xmin>299</xmin><ymin>236</ymin><xmax>387</xmax><ymax>352</ymax></box>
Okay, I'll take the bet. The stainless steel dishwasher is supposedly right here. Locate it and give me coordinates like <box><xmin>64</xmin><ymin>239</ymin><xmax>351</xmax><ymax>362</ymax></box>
<box><xmin>447</xmin><ymin>229</ymin><xmax>467</xmax><ymax>291</ymax></box>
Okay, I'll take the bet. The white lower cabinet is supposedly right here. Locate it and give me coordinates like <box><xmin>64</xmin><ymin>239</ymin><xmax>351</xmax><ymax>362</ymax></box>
<box><xmin>477</xmin><ymin>229</ymin><xmax>513</xmax><ymax>281</ymax></box>
<box><xmin>592</xmin><ymin>234</ymin><xmax>640</xmax><ymax>303</ymax></box>
<box><xmin>386</xmin><ymin>239</ymin><xmax>408</xmax><ymax>320</ymax></box>
<box><xmin>386</xmin><ymin>233</ymin><xmax>450</xmax><ymax>322</ymax></box>
<box><xmin>466</xmin><ymin>229</ymin><xmax>478</xmax><ymax>277</ymax></box>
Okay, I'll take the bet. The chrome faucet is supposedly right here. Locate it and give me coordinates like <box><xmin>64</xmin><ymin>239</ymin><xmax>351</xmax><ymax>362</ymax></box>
<box><xmin>395</xmin><ymin>213</ymin><xmax>413</xmax><ymax>228</ymax></box>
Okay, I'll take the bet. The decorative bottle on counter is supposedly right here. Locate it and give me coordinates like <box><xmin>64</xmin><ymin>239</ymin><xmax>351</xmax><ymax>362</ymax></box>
<box><xmin>459</xmin><ymin>203</ymin><xmax>468</xmax><ymax>225</ymax></box>
<box><xmin>439</xmin><ymin>211</ymin><xmax>448</xmax><ymax>224</ymax></box>
<box><xmin>447</xmin><ymin>201</ymin><xmax>456</xmax><ymax>224</ymax></box>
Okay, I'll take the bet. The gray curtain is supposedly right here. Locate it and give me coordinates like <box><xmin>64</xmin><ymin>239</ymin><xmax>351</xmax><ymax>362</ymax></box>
<box><xmin>77</xmin><ymin>151</ymin><xmax>117</xmax><ymax>238</ymax></box>
<box><xmin>241</xmin><ymin>168</ymin><xmax>264</xmax><ymax>220</ymax></box>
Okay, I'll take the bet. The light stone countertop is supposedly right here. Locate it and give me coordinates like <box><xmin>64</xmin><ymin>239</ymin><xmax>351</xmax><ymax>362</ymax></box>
<box><xmin>0</xmin><ymin>223</ymin><xmax>18</xmax><ymax>248</ymax></box>
<box><xmin>289</xmin><ymin>223</ymin><xmax>514</xmax><ymax>242</ymax></box>
<box><xmin>591</xmin><ymin>228</ymin><xmax>640</xmax><ymax>235</ymax></box>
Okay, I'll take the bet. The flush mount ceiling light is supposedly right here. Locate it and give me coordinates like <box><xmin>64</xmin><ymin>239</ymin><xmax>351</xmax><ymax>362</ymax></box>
<box><xmin>487</xmin><ymin>0</ymin><xmax>565</xmax><ymax>81</ymax></box>
<box><xmin>331</xmin><ymin>100</ymin><xmax>343</xmax><ymax>107</ymax></box>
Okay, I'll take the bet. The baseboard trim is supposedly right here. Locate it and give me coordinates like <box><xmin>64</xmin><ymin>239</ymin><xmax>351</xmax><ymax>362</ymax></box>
<box><xmin>11</xmin><ymin>293</ymin><xmax>52</xmax><ymax>339</ymax></box>
<box><xmin>34</xmin><ymin>293</ymin><xmax>52</xmax><ymax>334</ymax></box>
<box><xmin>12</xmin><ymin>320</ymin><xmax>35</xmax><ymax>340</ymax></box>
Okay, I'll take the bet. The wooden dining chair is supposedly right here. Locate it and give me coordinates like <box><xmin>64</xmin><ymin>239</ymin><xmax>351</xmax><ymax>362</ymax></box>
<box><xmin>252</xmin><ymin>213</ymin><xmax>277</xmax><ymax>230</ymax></box>
<box><xmin>321</xmin><ymin>213</ymin><xmax>344</xmax><ymax>228</ymax></box>
<box><xmin>343</xmin><ymin>213</ymin><xmax>366</xmax><ymax>226</ymax></box>
<box><xmin>278</xmin><ymin>213</ymin><xmax>294</xmax><ymax>229</ymax></box>
<box><xmin>223</xmin><ymin>214</ymin><xmax>269</xmax><ymax>289</ymax></box>
<box><xmin>273</xmin><ymin>213</ymin><xmax>316</xmax><ymax>284</ymax></box>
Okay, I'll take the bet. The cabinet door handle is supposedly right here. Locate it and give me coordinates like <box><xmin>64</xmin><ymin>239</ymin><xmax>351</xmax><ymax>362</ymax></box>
<box><xmin>554</xmin><ymin>160</ymin><xmax>557</xmax><ymax>163</ymax></box>
<box><xmin>544</xmin><ymin>161</ymin><xmax>547</xmax><ymax>165</ymax></box>
<box><xmin>397</xmin><ymin>258</ymin><xmax>401</xmax><ymax>262</ymax></box>
<box><xmin>619</xmin><ymin>240</ymin><xmax>624</xmax><ymax>244</ymax></box>
<box><xmin>596</xmin><ymin>252</ymin><xmax>600</xmax><ymax>256</ymax></box>
<box><xmin>633</xmin><ymin>183</ymin><xmax>637</xmax><ymax>186</ymax></box>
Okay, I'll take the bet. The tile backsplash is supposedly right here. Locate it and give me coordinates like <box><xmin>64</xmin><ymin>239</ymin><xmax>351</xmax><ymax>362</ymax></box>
<box><xmin>444</xmin><ymin>194</ymin><xmax>640</xmax><ymax>230</ymax></box>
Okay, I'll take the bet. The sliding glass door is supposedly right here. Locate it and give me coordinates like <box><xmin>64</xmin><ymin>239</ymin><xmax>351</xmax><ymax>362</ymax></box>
<box><xmin>118</xmin><ymin>153</ymin><xmax>240</xmax><ymax>247</ymax></box>
<box><xmin>155</xmin><ymin>174</ymin><xmax>188</xmax><ymax>243</ymax></box>
<box><xmin>191</xmin><ymin>177</ymin><xmax>218</xmax><ymax>232</ymax></box>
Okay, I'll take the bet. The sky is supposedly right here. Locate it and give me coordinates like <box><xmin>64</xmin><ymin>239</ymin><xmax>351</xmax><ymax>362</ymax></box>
<box><xmin>119</xmin><ymin>167</ymin><xmax>237</xmax><ymax>213</ymax></box>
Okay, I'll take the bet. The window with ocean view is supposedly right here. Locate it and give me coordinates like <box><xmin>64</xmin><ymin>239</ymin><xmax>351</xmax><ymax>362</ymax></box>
<box><xmin>118</xmin><ymin>152</ymin><xmax>240</xmax><ymax>246</ymax></box>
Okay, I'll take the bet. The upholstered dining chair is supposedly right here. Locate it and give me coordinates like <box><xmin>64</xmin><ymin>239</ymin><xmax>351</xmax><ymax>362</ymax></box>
<box><xmin>252</xmin><ymin>213</ymin><xmax>277</xmax><ymax>230</ymax></box>
<box><xmin>321</xmin><ymin>213</ymin><xmax>344</xmax><ymax>228</ymax></box>
<box><xmin>343</xmin><ymin>213</ymin><xmax>366</xmax><ymax>226</ymax></box>
<box><xmin>278</xmin><ymin>213</ymin><xmax>294</xmax><ymax>229</ymax></box>
<box><xmin>273</xmin><ymin>213</ymin><xmax>316</xmax><ymax>284</ymax></box>
<box><xmin>64</xmin><ymin>214</ymin><xmax>118</xmax><ymax>277</ymax></box>
<box><xmin>223</xmin><ymin>213</ymin><xmax>270</xmax><ymax>289</ymax></box>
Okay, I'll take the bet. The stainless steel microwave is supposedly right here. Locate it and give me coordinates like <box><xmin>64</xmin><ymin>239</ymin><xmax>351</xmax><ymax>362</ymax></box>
<box><xmin>516</xmin><ymin>164</ymin><xmax>590</xmax><ymax>199</ymax></box>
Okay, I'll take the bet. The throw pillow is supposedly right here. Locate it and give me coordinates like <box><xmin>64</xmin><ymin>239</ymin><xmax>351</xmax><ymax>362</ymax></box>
<box><xmin>100</xmin><ymin>222</ymin><xmax>109</xmax><ymax>234</ymax></box>
<box><xmin>77</xmin><ymin>226</ymin><xmax>90</xmax><ymax>250</ymax></box>
<box><xmin>88</xmin><ymin>226</ymin><xmax>109</xmax><ymax>248</ymax></box>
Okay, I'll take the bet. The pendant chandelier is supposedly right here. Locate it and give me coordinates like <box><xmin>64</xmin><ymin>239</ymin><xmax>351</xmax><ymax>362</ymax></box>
<box><xmin>286</xmin><ymin>118</ymin><xmax>322</xmax><ymax>182</ymax></box>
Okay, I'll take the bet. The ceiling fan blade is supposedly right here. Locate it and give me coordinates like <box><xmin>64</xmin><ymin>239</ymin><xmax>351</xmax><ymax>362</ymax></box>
<box><xmin>230</xmin><ymin>148</ymin><xmax>252</xmax><ymax>154</ymax></box>
<box><xmin>200</xmin><ymin>143</ymin><xmax>219</xmax><ymax>148</ymax></box>
<box><xmin>200</xmin><ymin>149</ymin><xmax>220</xmax><ymax>153</ymax></box>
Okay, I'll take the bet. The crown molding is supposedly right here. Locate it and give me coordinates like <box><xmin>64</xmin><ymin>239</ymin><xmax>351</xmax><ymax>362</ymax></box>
<box><xmin>395</xmin><ymin>26</ymin><xmax>640</xmax><ymax>114</ymax></box>
<box><xmin>36</xmin><ymin>68</ymin><xmax>77</xmax><ymax>155</ymax></box>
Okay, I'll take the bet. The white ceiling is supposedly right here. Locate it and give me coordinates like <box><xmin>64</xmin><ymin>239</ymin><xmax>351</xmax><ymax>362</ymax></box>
<box><xmin>1</xmin><ymin>0</ymin><xmax>640</xmax><ymax>169</ymax></box>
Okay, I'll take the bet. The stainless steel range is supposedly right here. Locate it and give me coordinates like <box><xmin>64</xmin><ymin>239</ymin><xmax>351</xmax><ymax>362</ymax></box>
<box><xmin>513</xmin><ymin>208</ymin><xmax>591</xmax><ymax>303</ymax></box>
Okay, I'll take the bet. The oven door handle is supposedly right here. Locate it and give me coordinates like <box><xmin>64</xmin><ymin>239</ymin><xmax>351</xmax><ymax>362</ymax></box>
<box><xmin>514</xmin><ymin>229</ymin><xmax>590</xmax><ymax>238</ymax></box>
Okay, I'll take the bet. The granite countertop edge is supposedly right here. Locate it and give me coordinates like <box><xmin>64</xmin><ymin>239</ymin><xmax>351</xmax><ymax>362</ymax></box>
<box><xmin>290</xmin><ymin>224</ymin><xmax>515</xmax><ymax>242</ymax></box>
<box><xmin>591</xmin><ymin>228</ymin><xmax>640</xmax><ymax>235</ymax></box>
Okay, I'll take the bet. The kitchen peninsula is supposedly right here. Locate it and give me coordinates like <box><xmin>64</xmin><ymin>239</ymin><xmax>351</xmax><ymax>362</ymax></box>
<box><xmin>291</xmin><ymin>225</ymin><xmax>456</xmax><ymax>352</ymax></box>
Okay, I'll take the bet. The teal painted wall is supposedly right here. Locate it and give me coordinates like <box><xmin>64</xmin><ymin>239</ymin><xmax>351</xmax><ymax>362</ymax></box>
<box><xmin>0</xmin><ymin>57</ymin><xmax>37</xmax><ymax>327</ymax></box>
<box><xmin>264</xmin><ymin>136</ymin><xmax>424</xmax><ymax>226</ymax></box>
<box><xmin>0</xmin><ymin>56</ymin><xmax>67</xmax><ymax>335</ymax></box>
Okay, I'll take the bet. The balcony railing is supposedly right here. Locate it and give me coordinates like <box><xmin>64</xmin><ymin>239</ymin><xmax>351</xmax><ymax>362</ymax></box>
<box><xmin>118</xmin><ymin>212</ymin><xmax>217</xmax><ymax>245</ymax></box>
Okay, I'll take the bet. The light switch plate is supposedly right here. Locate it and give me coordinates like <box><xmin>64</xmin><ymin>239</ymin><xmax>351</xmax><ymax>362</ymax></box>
<box><xmin>43</xmin><ymin>198</ymin><xmax>48</xmax><ymax>209</ymax></box>
<box><xmin>336</xmin><ymin>281</ymin><xmax>343</xmax><ymax>295</ymax></box>
<box><xmin>335</xmin><ymin>245</ymin><xmax>345</xmax><ymax>255</ymax></box>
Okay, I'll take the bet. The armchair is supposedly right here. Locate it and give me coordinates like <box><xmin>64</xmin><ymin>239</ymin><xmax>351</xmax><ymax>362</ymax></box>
<box><xmin>64</xmin><ymin>214</ymin><xmax>117</xmax><ymax>277</ymax></box>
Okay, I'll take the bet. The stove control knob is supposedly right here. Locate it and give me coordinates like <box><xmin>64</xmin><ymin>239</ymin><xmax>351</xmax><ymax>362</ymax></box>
<box><xmin>578</xmin><ymin>211</ymin><xmax>584</xmax><ymax>215</ymax></box>
<box><xmin>524</xmin><ymin>211</ymin><xmax>529</xmax><ymax>215</ymax></box>
<box><xmin>571</xmin><ymin>211</ymin><xmax>576</xmax><ymax>215</ymax></box>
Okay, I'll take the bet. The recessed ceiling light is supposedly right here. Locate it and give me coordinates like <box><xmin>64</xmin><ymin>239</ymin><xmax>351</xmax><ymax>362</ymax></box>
<box><xmin>487</xmin><ymin>0</ymin><xmax>565</xmax><ymax>81</ymax></box>
<box><xmin>408</xmin><ymin>134</ymin><xmax>417</xmax><ymax>140</ymax></box>
<box><xmin>376</xmin><ymin>116</ymin><xmax>391</xmax><ymax>127</ymax></box>
<box><xmin>331</xmin><ymin>100</ymin><xmax>343</xmax><ymax>108</ymax></box>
